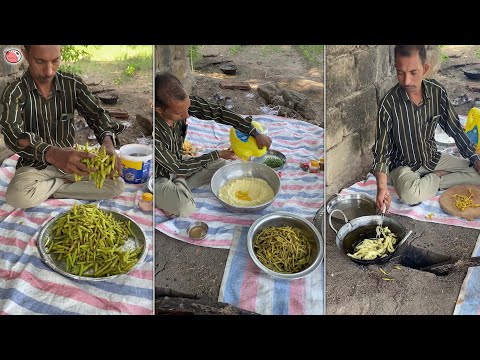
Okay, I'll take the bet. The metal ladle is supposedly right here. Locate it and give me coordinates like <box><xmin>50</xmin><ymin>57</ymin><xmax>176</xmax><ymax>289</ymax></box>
<box><xmin>377</xmin><ymin>202</ymin><xmax>386</xmax><ymax>238</ymax></box>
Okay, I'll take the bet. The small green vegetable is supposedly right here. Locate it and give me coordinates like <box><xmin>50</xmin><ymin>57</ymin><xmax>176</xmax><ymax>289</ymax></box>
<box><xmin>73</xmin><ymin>143</ymin><xmax>120</xmax><ymax>189</ymax></box>
<box><xmin>254</xmin><ymin>226</ymin><xmax>311</xmax><ymax>274</ymax></box>
<box><xmin>263</xmin><ymin>157</ymin><xmax>285</xmax><ymax>168</ymax></box>
<box><xmin>46</xmin><ymin>203</ymin><xmax>143</xmax><ymax>277</ymax></box>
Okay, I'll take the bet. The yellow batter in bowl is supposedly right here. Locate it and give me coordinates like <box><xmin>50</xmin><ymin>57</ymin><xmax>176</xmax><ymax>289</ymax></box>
<box><xmin>218</xmin><ymin>177</ymin><xmax>275</xmax><ymax>207</ymax></box>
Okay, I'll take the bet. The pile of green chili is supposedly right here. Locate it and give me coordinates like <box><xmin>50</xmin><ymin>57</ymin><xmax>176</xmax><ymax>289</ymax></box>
<box><xmin>253</xmin><ymin>226</ymin><xmax>311</xmax><ymax>274</ymax></box>
<box><xmin>45</xmin><ymin>203</ymin><xmax>143</xmax><ymax>277</ymax></box>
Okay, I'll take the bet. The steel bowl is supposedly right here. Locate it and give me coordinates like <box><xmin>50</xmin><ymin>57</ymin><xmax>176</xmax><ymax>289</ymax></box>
<box><xmin>313</xmin><ymin>205</ymin><xmax>324</xmax><ymax>238</ymax></box>
<box><xmin>37</xmin><ymin>209</ymin><xmax>148</xmax><ymax>281</ymax></box>
<box><xmin>247</xmin><ymin>212</ymin><xmax>323</xmax><ymax>280</ymax></box>
<box><xmin>252</xmin><ymin>149</ymin><xmax>287</xmax><ymax>171</ymax></box>
<box><xmin>327</xmin><ymin>193</ymin><xmax>376</xmax><ymax>222</ymax></box>
<box><xmin>147</xmin><ymin>175</ymin><xmax>154</xmax><ymax>193</ymax></box>
<box><xmin>187</xmin><ymin>221</ymin><xmax>208</xmax><ymax>240</ymax></box>
<box><xmin>211</xmin><ymin>162</ymin><xmax>281</xmax><ymax>213</ymax></box>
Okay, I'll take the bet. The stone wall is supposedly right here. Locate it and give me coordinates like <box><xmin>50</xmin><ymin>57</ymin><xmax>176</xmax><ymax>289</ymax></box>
<box><xmin>155</xmin><ymin>45</ymin><xmax>195</xmax><ymax>93</ymax></box>
<box><xmin>325</xmin><ymin>45</ymin><xmax>440</xmax><ymax>200</ymax></box>
<box><xmin>0</xmin><ymin>45</ymin><xmax>24</xmax><ymax>112</ymax></box>
<box><xmin>0</xmin><ymin>45</ymin><xmax>24</xmax><ymax>160</ymax></box>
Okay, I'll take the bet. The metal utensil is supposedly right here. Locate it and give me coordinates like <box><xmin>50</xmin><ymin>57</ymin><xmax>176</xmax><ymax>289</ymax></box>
<box><xmin>326</xmin><ymin>194</ymin><xmax>376</xmax><ymax>222</ymax></box>
<box><xmin>376</xmin><ymin>202</ymin><xmax>386</xmax><ymax>239</ymax></box>
<box><xmin>251</xmin><ymin>149</ymin><xmax>287</xmax><ymax>171</ymax></box>
<box><xmin>210</xmin><ymin>162</ymin><xmax>281</xmax><ymax>213</ymax></box>
<box><xmin>37</xmin><ymin>210</ymin><xmax>148</xmax><ymax>281</ymax></box>
<box><xmin>329</xmin><ymin>210</ymin><xmax>412</xmax><ymax>266</ymax></box>
<box><xmin>247</xmin><ymin>211</ymin><xmax>323</xmax><ymax>279</ymax></box>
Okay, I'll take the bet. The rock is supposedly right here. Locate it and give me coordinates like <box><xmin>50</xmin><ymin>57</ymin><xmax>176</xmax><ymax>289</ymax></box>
<box><xmin>281</xmin><ymin>89</ymin><xmax>306</xmax><ymax>106</ymax></box>
<box><xmin>287</xmin><ymin>108</ymin><xmax>299</xmax><ymax>118</ymax></box>
<box><xmin>257</xmin><ymin>82</ymin><xmax>280</xmax><ymax>103</ymax></box>
<box><xmin>286</xmin><ymin>101</ymin><xmax>295</xmax><ymax>109</ymax></box>
<box><xmin>277</xmin><ymin>106</ymin><xmax>289</xmax><ymax>117</ymax></box>
<box><xmin>425</xmin><ymin>45</ymin><xmax>441</xmax><ymax>78</ymax></box>
<box><xmin>271</xmin><ymin>95</ymin><xmax>286</xmax><ymax>107</ymax></box>
<box><xmin>136</xmin><ymin>114</ymin><xmax>153</xmax><ymax>135</ymax></box>
<box><xmin>296</xmin><ymin>98</ymin><xmax>319</xmax><ymax>121</ymax></box>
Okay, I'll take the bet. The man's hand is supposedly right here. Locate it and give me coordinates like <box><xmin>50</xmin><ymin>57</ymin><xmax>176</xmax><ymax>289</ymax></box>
<box><xmin>45</xmin><ymin>147</ymin><xmax>97</xmax><ymax>176</ymax></box>
<box><xmin>376</xmin><ymin>188</ymin><xmax>391</xmax><ymax>212</ymax></box>
<box><xmin>254</xmin><ymin>134</ymin><xmax>272</xmax><ymax>150</ymax></box>
<box><xmin>102</xmin><ymin>135</ymin><xmax>122</xmax><ymax>178</ymax></box>
<box><xmin>474</xmin><ymin>159</ymin><xmax>480</xmax><ymax>174</ymax></box>
<box><xmin>218</xmin><ymin>149</ymin><xmax>238</xmax><ymax>160</ymax></box>
<box><xmin>374</xmin><ymin>171</ymin><xmax>391</xmax><ymax>212</ymax></box>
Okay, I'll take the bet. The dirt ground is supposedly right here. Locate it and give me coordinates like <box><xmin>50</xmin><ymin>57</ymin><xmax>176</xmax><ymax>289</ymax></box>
<box><xmin>155</xmin><ymin>45</ymin><xmax>324</xmax><ymax>304</ymax></box>
<box><xmin>155</xmin><ymin>230</ymin><xmax>229</xmax><ymax>301</ymax></box>
<box><xmin>326</xmin><ymin>45</ymin><xmax>480</xmax><ymax>315</ymax></box>
<box><xmin>326</xmin><ymin>214</ymin><xmax>478</xmax><ymax>315</ymax></box>
<box><xmin>437</xmin><ymin>45</ymin><xmax>480</xmax><ymax>117</ymax></box>
<box><xmin>192</xmin><ymin>45</ymin><xmax>323</xmax><ymax>127</ymax></box>
<box><xmin>73</xmin><ymin>63</ymin><xmax>153</xmax><ymax>148</ymax></box>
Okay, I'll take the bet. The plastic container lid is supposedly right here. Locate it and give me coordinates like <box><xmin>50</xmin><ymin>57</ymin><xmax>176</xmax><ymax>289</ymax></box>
<box><xmin>142</xmin><ymin>192</ymin><xmax>153</xmax><ymax>202</ymax></box>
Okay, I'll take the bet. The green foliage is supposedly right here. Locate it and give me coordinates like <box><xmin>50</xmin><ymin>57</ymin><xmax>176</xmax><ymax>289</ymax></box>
<box><xmin>59</xmin><ymin>45</ymin><xmax>90</xmax><ymax>75</ymax></box>
<box><xmin>261</xmin><ymin>45</ymin><xmax>282</xmax><ymax>54</ymax></box>
<box><xmin>84</xmin><ymin>45</ymin><xmax>151</xmax><ymax>62</ymax></box>
<box><xmin>229</xmin><ymin>45</ymin><xmax>242</xmax><ymax>55</ymax></box>
<box><xmin>66</xmin><ymin>45</ymin><xmax>152</xmax><ymax>85</ymax></box>
<box><xmin>124</xmin><ymin>63</ymin><xmax>139</xmax><ymax>77</ymax></box>
<box><xmin>188</xmin><ymin>45</ymin><xmax>201</xmax><ymax>65</ymax></box>
<box><xmin>61</xmin><ymin>45</ymin><xmax>90</xmax><ymax>62</ymax></box>
<box><xmin>475</xmin><ymin>48</ymin><xmax>480</xmax><ymax>59</ymax></box>
<box><xmin>297</xmin><ymin>45</ymin><xmax>324</xmax><ymax>66</ymax></box>
<box><xmin>438</xmin><ymin>45</ymin><xmax>449</xmax><ymax>63</ymax></box>
<box><xmin>59</xmin><ymin>64</ymin><xmax>84</xmax><ymax>75</ymax></box>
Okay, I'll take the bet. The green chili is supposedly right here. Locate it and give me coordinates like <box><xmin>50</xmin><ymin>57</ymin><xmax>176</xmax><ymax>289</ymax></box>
<box><xmin>46</xmin><ymin>203</ymin><xmax>143</xmax><ymax>277</ymax></box>
<box><xmin>253</xmin><ymin>226</ymin><xmax>312</xmax><ymax>274</ymax></box>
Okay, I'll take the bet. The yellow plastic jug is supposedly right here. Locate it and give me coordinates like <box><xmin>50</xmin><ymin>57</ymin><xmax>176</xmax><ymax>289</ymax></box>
<box><xmin>465</xmin><ymin>107</ymin><xmax>480</xmax><ymax>152</ymax></box>
<box><xmin>230</xmin><ymin>121</ymin><xmax>267</xmax><ymax>160</ymax></box>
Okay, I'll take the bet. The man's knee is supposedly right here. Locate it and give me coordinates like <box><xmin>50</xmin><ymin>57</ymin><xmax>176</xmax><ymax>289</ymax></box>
<box><xmin>155</xmin><ymin>190</ymin><xmax>196</xmax><ymax>217</ymax></box>
<box><xmin>177</xmin><ymin>199</ymin><xmax>196</xmax><ymax>217</ymax></box>
<box><xmin>396</xmin><ymin>183</ymin><xmax>430</xmax><ymax>205</ymax></box>
<box><xmin>397</xmin><ymin>189</ymin><xmax>421</xmax><ymax>205</ymax></box>
<box><xmin>5</xmin><ymin>187</ymin><xmax>39</xmax><ymax>209</ymax></box>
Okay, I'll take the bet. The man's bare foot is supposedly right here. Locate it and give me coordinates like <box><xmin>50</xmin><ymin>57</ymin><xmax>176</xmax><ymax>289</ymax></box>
<box><xmin>433</xmin><ymin>170</ymin><xmax>450</xmax><ymax>178</ymax></box>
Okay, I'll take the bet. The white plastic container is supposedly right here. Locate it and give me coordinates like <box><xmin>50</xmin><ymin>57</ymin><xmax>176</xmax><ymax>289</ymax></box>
<box><xmin>119</xmin><ymin>144</ymin><xmax>152</xmax><ymax>184</ymax></box>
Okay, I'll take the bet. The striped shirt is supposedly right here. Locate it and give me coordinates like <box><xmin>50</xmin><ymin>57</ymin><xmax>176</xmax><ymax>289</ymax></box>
<box><xmin>155</xmin><ymin>95</ymin><xmax>257</xmax><ymax>179</ymax></box>
<box><xmin>0</xmin><ymin>70</ymin><xmax>126</xmax><ymax>169</ymax></box>
<box><xmin>372</xmin><ymin>78</ymin><xmax>479</xmax><ymax>175</ymax></box>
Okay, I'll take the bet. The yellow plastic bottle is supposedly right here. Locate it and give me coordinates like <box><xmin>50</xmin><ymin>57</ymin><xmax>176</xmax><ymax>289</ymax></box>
<box><xmin>465</xmin><ymin>107</ymin><xmax>480</xmax><ymax>153</ymax></box>
<box><xmin>230</xmin><ymin>121</ymin><xmax>267</xmax><ymax>161</ymax></box>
